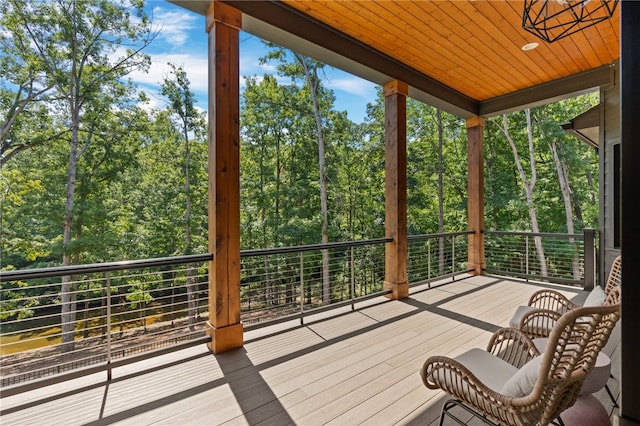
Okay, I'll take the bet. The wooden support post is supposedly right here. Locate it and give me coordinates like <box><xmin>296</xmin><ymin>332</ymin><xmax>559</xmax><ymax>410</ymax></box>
<box><xmin>205</xmin><ymin>1</ymin><xmax>243</xmax><ymax>354</ymax></box>
<box><xmin>383</xmin><ymin>80</ymin><xmax>409</xmax><ymax>299</ymax></box>
<box><xmin>466</xmin><ymin>116</ymin><xmax>485</xmax><ymax>275</ymax></box>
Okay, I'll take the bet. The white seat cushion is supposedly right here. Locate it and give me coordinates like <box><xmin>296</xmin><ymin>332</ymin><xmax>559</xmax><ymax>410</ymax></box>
<box><xmin>430</xmin><ymin>348</ymin><xmax>537</xmax><ymax>400</ymax></box>
<box><xmin>450</xmin><ymin>348</ymin><xmax>519</xmax><ymax>393</ymax></box>
<box><xmin>509</xmin><ymin>305</ymin><xmax>536</xmax><ymax>328</ymax></box>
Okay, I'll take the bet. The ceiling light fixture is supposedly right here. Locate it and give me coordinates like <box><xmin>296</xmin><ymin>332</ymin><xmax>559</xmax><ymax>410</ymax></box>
<box><xmin>522</xmin><ymin>42</ymin><xmax>540</xmax><ymax>51</ymax></box>
<box><xmin>522</xmin><ymin>0</ymin><xmax>619</xmax><ymax>43</ymax></box>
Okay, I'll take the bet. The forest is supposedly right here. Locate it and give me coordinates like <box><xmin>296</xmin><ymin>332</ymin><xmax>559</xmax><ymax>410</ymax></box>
<box><xmin>1</xmin><ymin>1</ymin><xmax>599</xmax><ymax>335</ymax></box>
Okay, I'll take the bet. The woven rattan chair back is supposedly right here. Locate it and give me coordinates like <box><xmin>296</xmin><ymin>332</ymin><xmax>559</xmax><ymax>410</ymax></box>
<box><xmin>604</xmin><ymin>255</ymin><xmax>621</xmax><ymax>305</ymax></box>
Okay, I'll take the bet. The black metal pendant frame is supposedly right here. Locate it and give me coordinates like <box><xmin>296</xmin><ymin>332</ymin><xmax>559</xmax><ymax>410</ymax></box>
<box><xmin>522</xmin><ymin>0</ymin><xmax>619</xmax><ymax>43</ymax></box>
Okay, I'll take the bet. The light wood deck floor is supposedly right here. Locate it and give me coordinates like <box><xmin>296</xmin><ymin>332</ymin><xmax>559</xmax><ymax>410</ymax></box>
<box><xmin>0</xmin><ymin>275</ymin><xmax>621</xmax><ymax>426</ymax></box>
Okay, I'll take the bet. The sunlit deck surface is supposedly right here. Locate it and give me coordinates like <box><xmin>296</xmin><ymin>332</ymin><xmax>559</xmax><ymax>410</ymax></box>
<box><xmin>1</xmin><ymin>275</ymin><xmax>621</xmax><ymax>425</ymax></box>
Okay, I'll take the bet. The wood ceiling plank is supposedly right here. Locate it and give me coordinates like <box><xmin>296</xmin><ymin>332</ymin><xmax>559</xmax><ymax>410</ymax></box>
<box><xmin>500</xmin><ymin>0</ymin><xmax>575</xmax><ymax>77</ymax></box>
<box><xmin>505</xmin><ymin>0</ymin><xmax>618</xmax><ymax>75</ymax></box>
<box><xmin>320</xmin><ymin>1</ymin><xmax>486</xmax><ymax>97</ymax></box>
<box><xmin>574</xmin><ymin>14</ymin><xmax>619</xmax><ymax>66</ymax></box>
<box><xmin>292</xmin><ymin>2</ymin><xmax>490</xmax><ymax>98</ymax></box>
<box><xmin>556</xmin><ymin>32</ymin><xmax>596</xmax><ymax>72</ymax></box>
<box><xmin>377</xmin><ymin>2</ymin><xmax>496</xmax><ymax>95</ymax></box>
<box><xmin>436</xmin><ymin>1</ymin><xmax>540</xmax><ymax>97</ymax></box>
<box><xmin>478</xmin><ymin>1</ymin><xmax>559</xmax><ymax>80</ymax></box>
<box><xmin>391</xmin><ymin>1</ymin><xmax>512</xmax><ymax>99</ymax></box>
<box><xmin>280</xmin><ymin>0</ymin><xmax>619</xmax><ymax>104</ymax></box>
<box><xmin>418</xmin><ymin>2</ymin><xmax>523</xmax><ymax>99</ymax></box>
<box><xmin>496</xmin><ymin>0</ymin><xmax>575</xmax><ymax>79</ymax></box>
<box><xmin>597</xmin><ymin>18</ymin><xmax>621</xmax><ymax>60</ymax></box>
<box><xmin>571</xmin><ymin>31</ymin><xmax>605</xmax><ymax>69</ymax></box>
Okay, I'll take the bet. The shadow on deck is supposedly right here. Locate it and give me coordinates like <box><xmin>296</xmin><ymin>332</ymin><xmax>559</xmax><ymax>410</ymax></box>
<box><xmin>0</xmin><ymin>275</ymin><xmax>621</xmax><ymax>425</ymax></box>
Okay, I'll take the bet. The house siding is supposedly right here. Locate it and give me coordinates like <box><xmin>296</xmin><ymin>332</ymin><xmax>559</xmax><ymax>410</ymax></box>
<box><xmin>600</xmin><ymin>62</ymin><xmax>621</xmax><ymax>282</ymax></box>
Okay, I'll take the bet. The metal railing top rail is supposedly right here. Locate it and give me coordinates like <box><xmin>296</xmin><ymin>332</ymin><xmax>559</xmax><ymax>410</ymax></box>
<box><xmin>240</xmin><ymin>237</ymin><xmax>393</xmax><ymax>258</ymax></box>
<box><xmin>484</xmin><ymin>229</ymin><xmax>591</xmax><ymax>238</ymax></box>
<box><xmin>0</xmin><ymin>253</ymin><xmax>214</xmax><ymax>282</ymax></box>
<box><xmin>408</xmin><ymin>230</ymin><xmax>474</xmax><ymax>241</ymax></box>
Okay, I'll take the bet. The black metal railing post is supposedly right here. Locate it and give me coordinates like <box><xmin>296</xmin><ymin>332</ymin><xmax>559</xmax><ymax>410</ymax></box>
<box><xmin>106</xmin><ymin>272</ymin><xmax>112</xmax><ymax>381</ymax></box>
<box><xmin>525</xmin><ymin>235</ymin><xmax>530</xmax><ymax>282</ymax></box>
<box><xmin>350</xmin><ymin>246</ymin><xmax>355</xmax><ymax>311</ymax></box>
<box><xmin>583</xmin><ymin>228</ymin><xmax>596</xmax><ymax>290</ymax></box>
<box><xmin>299</xmin><ymin>252</ymin><xmax>305</xmax><ymax>325</ymax></box>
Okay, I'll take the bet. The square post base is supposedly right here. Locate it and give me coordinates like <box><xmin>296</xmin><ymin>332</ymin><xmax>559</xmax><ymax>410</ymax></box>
<box><xmin>206</xmin><ymin>322</ymin><xmax>243</xmax><ymax>354</ymax></box>
<box><xmin>384</xmin><ymin>281</ymin><xmax>409</xmax><ymax>300</ymax></box>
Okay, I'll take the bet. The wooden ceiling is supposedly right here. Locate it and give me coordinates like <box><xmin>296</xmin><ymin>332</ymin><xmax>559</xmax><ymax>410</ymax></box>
<box><xmin>282</xmin><ymin>0</ymin><xmax>619</xmax><ymax>101</ymax></box>
<box><xmin>174</xmin><ymin>0</ymin><xmax>620</xmax><ymax>117</ymax></box>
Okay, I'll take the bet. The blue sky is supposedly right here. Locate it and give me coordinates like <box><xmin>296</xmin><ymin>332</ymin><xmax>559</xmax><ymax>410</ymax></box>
<box><xmin>131</xmin><ymin>1</ymin><xmax>379</xmax><ymax>123</ymax></box>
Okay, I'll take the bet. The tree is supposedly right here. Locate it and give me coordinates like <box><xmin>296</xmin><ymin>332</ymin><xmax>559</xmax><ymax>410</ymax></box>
<box><xmin>496</xmin><ymin>109</ymin><xmax>548</xmax><ymax>277</ymax></box>
<box><xmin>241</xmin><ymin>72</ymin><xmax>322</xmax><ymax>305</ymax></box>
<box><xmin>533</xmin><ymin>95</ymin><xmax>600</xmax><ymax>279</ymax></box>
<box><xmin>3</xmin><ymin>0</ymin><xmax>156</xmax><ymax>352</ymax></box>
<box><xmin>161</xmin><ymin>62</ymin><xmax>206</xmax><ymax>330</ymax></box>
<box><xmin>260</xmin><ymin>46</ymin><xmax>335</xmax><ymax>303</ymax></box>
<box><xmin>0</xmin><ymin>2</ymin><xmax>56</xmax><ymax>165</ymax></box>
<box><xmin>240</xmin><ymin>74</ymin><xmax>298</xmax><ymax>250</ymax></box>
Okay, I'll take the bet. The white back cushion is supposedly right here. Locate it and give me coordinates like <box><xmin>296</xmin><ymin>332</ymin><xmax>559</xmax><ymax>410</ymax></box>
<box><xmin>584</xmin><ymin>285</ymin><xmax>606</xmax><ymax>307</ymax></box>
<box><xmin>501</xmin><ymin>355</ymin><xmax>543</xmax><ymax>397</ymax></box>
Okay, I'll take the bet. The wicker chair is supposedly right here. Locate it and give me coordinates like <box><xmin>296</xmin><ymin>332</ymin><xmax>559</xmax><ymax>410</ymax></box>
<box><xmin>421</xmin><ymin>303</ymin><xmax>621</xmax><ymax>426</ymax></box>
<box><xmin>511</xmin><ymin>255</ymin><xmax>621</xmax><ymax>339</ymax></box>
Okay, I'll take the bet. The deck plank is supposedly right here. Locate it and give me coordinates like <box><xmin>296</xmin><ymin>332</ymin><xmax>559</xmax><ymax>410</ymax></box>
<box><xmin>0</xmin><ymin>276</ymin><xmax>620</xmax><ymax>425</ymax></box>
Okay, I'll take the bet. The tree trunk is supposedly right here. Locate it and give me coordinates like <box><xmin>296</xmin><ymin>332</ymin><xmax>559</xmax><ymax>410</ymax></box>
<box><xmin>296</xmin><ymin>55</ymin><xmax>330</xmax><ymax>304</ymax></box>
<box><xmin>60</xmin><ymin>131</ymin><xmax>78</xmax><ymax>353</ymax></box>
<box><xmin>60</xmin><ymin>10</ymin><xmax>80</xmax><ymax>351</ymax></box>
<box><xmin>499</xmin><ymin>110</ymin><xmax>548</xmax><ymax>277</ymax></box>
<box><xmin>550</xmin><ymin>141</ymin><xmax>580</xmax><ymax>279</ymax></box>
<box><xmin>436</xmin><ymin>109</ymin><xmax>445</xmax><ymax>275</ymax></box>
<box><xmin>183</xmin><ymin>125</ymin><xmax>197</xmax><ymax>331</ymax></box>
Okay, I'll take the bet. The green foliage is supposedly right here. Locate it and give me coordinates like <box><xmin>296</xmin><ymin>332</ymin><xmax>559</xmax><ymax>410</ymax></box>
<box><xmin>126</xmin><ymin>280</ymin><xmax>154</xmax><ymax>309</ymax></box>
<box><xmin>485</xmin><ymin>93</ymin><xmax>599</xmax><ymax>232</ymax></box>
<box><xmin>0</xmin><ymin>279</ymin><xmax>39</xmax><ymax>321</ymax></box>
<box><xmin>1</xmin><ymin>11</ymin><xmax>602</xmax><ymax>330</ymax></box>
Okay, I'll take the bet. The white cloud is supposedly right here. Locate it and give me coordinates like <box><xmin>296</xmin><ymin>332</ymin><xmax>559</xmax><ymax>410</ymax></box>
<box><xmin>128</xmin><ymin>52</ymin><xmax>208</xmax><ymax>99</ymax></box>
<box><xmin>149</xmin><ymin>6</ymin><xmax>200</xmax><ymax>48</ymax></box>
<box><xmin>325</xmin><ymin>76</ymin><xmax>378</xmax><ymax>99</ymax></box>
<box><xmin>122</xmin><ymin>10</ymin><xmax>376</xmax><ymax>122</ymax></box>
<box><xmin>138</xmin><ymin>94</ymin><xmax>165</xmax><ymax>113</ymax></box>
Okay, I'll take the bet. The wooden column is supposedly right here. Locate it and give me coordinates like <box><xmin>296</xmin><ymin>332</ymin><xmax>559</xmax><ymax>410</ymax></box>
<box><xmin>620</xmin><ymin>1</ymin><xmax>640</xmax><ymax>423</ymax></box>
<box><xmin>205</xmin><ymin>1</ymin><xmax>243</xmax><ymax>354</ymax></box>
<box><xmin>383</xmin><ymin>81</ymin><xmax>409</xmax><ymax>299</ymax></box>
<box><xmin>466</xmin><ymin>117</ymin><xmax>485</xmax><ymax>275</ymax></box>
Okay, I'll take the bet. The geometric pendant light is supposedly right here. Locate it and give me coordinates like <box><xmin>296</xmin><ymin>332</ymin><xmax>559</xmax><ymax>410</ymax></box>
<box><xmin>522</xmin><ymin>0</ymin><xmax>619</xmax><ymax>43</ymax></box>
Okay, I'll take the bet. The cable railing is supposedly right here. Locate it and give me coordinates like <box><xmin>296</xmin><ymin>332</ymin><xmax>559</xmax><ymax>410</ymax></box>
<box><xmin>407</xmin><ymin>231</ymin><xmax>475</xmax><ymax>287</ymax></box>
<box><xmin>1</xmin><ymin>254</ymin><xmax>212</xmax><ymax>392</ymax></box>
<box><xmin>484</xmin><ymin>228</ymin><xmax>597</xmax><ymax>287</ymax></box>
<box><xmin>1</xmin><ymin>230</ymin><xmax>596</xmax><ymax>395</ymax></box>
<box><xmin>0</xmin><ymin>239</ymin><xmax>398</xmax><ymax>393</ymax></box>
<box><xmin>240</xmin><ymin>238</ymin><xmax>392</xmax><ymax>328</ymax></box>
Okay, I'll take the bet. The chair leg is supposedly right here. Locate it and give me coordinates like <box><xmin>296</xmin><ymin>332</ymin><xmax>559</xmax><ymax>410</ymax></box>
<box><xmin>439</xmin><ymin>400</ymin><xmax>466</xmax><ymax>426</ymax></box>
<box><xmin>439</xmin><ymin>399</ymin><xmax>498</xmax><ymax>426</ymax></box>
